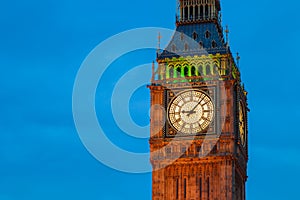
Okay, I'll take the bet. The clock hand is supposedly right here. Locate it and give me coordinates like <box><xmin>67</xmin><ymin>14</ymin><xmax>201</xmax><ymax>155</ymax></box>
<box><xmin>182</xmin><ymin>110</ymin><xmax>196</xmax><ymax>114</ymax></box>
<box><xmin>187</xmin><ymin>100</ymin><xmax>202</xmax><ymax>116</ymax></box>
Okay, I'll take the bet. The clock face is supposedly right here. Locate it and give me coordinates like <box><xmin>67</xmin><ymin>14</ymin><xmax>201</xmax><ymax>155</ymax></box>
<box><xmin>167</xmin><ymin>90</ymin><xmax>214</xmax><ymax>134</ymax></box>
<box><xmin>239</xmin><ymin>102</ymin><xmax>246</xmax><ymax>146</ymax></box>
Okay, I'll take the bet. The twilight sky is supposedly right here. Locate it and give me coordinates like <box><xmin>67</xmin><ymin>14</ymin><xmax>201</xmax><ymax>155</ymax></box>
<box><xmin>1</xmin><ymin>0</ymin><xmax>300</xmax><ymax>199</ymax></box>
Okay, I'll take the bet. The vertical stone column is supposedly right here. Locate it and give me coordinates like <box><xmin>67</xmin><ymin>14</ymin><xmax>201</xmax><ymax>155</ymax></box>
<box><xmin>183</xmin><ymin>5</ymin><xmax>186</xmax><ymax>21</ymax></box>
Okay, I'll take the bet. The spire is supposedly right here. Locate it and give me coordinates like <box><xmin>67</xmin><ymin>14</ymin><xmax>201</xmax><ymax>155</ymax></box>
<box><xmin>151</xmin><ymin>61</ymin><xmax>155</xmax><ymax>83</ymax></box>
<box><xmin>225</xmin><ymin>25</ymin><xmax>229</xmax><ymax>47</ymax></box>
<box><xmin>158</xmin><ymin>32</ymin><xmax>162</xmax><ymax>50</ymax></box>
<box><xmin>177</xmin><ymin>0</ymin><xmax>221</xmax><ymax>25</ymax></box>
<box><xmin>156</xmin><ymin>32</ymin><xmax>162</xmax><ymax>54</ymax></box>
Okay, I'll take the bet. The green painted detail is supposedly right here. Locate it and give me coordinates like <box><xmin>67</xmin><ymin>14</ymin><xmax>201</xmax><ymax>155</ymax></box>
<box><xmin>161</xmin><ymin>55</ymin><xmax>227</xmax><ymax>82</ymax></box>
<box><xmin>180</xmin><ymin>68</ymin><xmax>183</xmax><ymax>77</ymax></box>
<box><xmin>232</xmin><ymin>66</ymin><xmax>237</xmax><ymax>79</ymax></box>
<box><xmin>166</xmin><ymin>67</ymin><xmax>170</xmax><ymax>79</ymax></box>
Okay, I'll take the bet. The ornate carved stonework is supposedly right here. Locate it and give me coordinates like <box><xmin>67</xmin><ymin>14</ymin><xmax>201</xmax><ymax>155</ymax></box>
<box><xmin>149</xmin><ymin>1</ymin><xmax>248</xmax><ymax>200</ymax></box>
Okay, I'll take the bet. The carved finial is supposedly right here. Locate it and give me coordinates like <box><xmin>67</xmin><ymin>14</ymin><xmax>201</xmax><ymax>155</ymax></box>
<box><xmin>157</xmin><ymin>32</ymin><xmax>162</xmax><ymax>54</ymax></box>
<box><xmin>236</xmin><ymin>52</ymin><xmax>241</xmax><ymax>67</ymax></box>
<box><xmin>225</xmin><ymin>25</ymin><xmax>229</xmax><ymax>47</ymax></box>
<box><xmin>151</xmin><ymin>61</ymin><xmax>155</xmax><ymax>83</ymax></box>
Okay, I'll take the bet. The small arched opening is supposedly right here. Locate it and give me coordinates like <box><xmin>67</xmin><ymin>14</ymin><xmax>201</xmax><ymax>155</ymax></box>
<box><xmin>191</xmin><ymin>66</ymin><xmax>196</xmax><ymax>76</ymax></box>
<box><xmin>184</xmin><ymin>66</ymin><xmax>189</xmax><ymax>77</ymax></box>
<box><xmin>212</xmin><ymin>40</ymin><xmax>217</xmax><ymax>48</ymax></box>
<box><xmin>184</xmin><ymin>7</ymin><xmax>189</xmax><ymax>21</ymax></box>
<box><xmin>206</xmin><ymin>65</ymin><xmax>211</xmax><ymax>75</ymax></box>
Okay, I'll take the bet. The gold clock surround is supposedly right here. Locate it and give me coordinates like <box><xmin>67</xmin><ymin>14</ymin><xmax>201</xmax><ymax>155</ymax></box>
<box><xmin>167</xmin><ymin>89</ymin><xmax>214</xmax><ymax>135</ymax></box>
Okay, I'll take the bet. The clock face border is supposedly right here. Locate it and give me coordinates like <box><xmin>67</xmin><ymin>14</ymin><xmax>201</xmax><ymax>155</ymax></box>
<box><xmin>164</xmin><ymin>87</ymin><xmax>217</xmax><ymax>137</ymax></box>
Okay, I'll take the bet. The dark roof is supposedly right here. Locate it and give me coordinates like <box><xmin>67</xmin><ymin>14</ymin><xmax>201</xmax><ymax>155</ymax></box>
<box><xmin>158</xmin><ymin>22</ymin><xmax>228</xmax><ymax>60</ymax></box>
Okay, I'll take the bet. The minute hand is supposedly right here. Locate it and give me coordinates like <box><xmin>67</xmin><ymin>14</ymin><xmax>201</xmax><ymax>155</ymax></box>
<box><xmin>187</xmin><ymin>100</ymin><xmax>203</xmax><ymax>116</ymax></box>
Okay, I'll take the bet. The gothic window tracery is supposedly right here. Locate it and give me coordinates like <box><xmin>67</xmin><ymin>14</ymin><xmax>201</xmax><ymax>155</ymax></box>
<box><xmin>176</xmin><ymin>66</ymin><xmax>182</xmax><ymax>76</ymax></box>
<box><xmin>198</xmin><ymin>65</ymin><xmax>204</xmax><ymax>76</ymax></box>
<box><xmin>179</xmin><ymin>0</ymin><xmax>220</xmax><ymax>22</ymax></box>
<box><xmin>184</xmin><ymin>7</ymin><xmax>189</xmax><ymax>20</ymax></box>
<box><xmin>206</xmin><ymin>64</ymin><xmax>211</xmax><ymax>75</ymax></box>
<box><xmin>199</xmin><ymin>41</ymin><xmax>203</xmax><ymax>48</ymax></box>
<box><xmin>205</xmin><ymin>5</ymin><xmax>209</xmax><ymax>18</ymax></box>
<box><xmin>200</xmin><ymin>5</ymin><xmax>204</xmax><ymax>19</ymax></box>
<box><xmin>205</xmin><ymin>30</ymin><xmax>211</xmax><ymax>38</ymax></box>
<box><xmin>191</xmin><ymin>66</ymin><xmax>197</xmax><ymax>76</ymax></box>
<box><xmin>151</xmin><ymin>1</ymin><xmax>248</xmax><ymax>199</ymax></box>
<box><xmin>195</xmin><ymin>5</ymin><xmax>199</xmax><ymax>19</ymax></box>
<box><xmin>190</xmin><ymin>6</ymin><xmax>193</xmax><ymax>20</ymax></box>
<box><xmin>184</xmin><ymin>66</ymin><xmax>189</xmax><ymax>77</ymax></box>
<box><xmin>193</xmin><ymin>32</ymin><xmax>198</xmax><ymax>40</ymax></box>
<box><xmin>214</xmin><ymin>62</ymin><xmax>220</xmax><ymax>75</ymax></box>
<box><xmin>212</xmin><ymin>40</ymin><xmax>217</xmax><ymax>48</ymax></box>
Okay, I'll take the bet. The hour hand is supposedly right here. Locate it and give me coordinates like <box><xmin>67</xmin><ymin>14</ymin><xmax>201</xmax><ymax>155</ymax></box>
<box><xmin>182</xmin><ymin>110</ymin><xmax>196</xmax><ymax>116</ymax></box>
<box><xmin>181</xmin><ymin>110</ymin><xmax>190</xmax><ymax>114</ymax></box>
<box><xmin>187</xmin><ymin>110</ymin><xmax>196</xmax><ymax>116</ymax></box>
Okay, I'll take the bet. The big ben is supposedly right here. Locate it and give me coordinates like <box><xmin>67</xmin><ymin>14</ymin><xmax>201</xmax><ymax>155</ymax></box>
<box><xmin>148</xmin><ymin>0</ymin><xmax>249</xmax><ymax>199</ymax></box>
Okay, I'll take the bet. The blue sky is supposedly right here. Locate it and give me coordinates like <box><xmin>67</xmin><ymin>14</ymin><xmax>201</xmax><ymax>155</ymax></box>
<box><xmin>1</xmin><ymin>0</ymin><xmax>300</xmax><ymax>199</ymax></box>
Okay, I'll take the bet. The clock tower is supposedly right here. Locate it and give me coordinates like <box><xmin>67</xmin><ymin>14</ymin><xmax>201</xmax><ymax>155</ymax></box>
<box><xmin>148</xmin><ymin>0</ymin><xmax>249</xmax><ymax>200</ymax></box>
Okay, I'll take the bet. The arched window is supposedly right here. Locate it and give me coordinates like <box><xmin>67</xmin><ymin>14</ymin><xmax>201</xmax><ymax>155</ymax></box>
<box><xmin>191</xmin><ymin>66</ymin><xmax>196</xmax><ymax>76</ymax></box>
<box><xmin>206</xmin><ymin>65</ymin><xmax>211</xmax><ymax>75</ymax></box>
<box><xmin>195</xmin><ymin>6</ymin><xmax>199</xmax><ymax>19</ymax></box>
<box><xmin>205</xmin><ymin>5</ymin><xmax>209</xmax><ymax>18</ymax></box>
<box><xmin>205</xmin><ymin>30</ymin><xmax>211</xmax><ymax>38</ymax></box>
<box><xmin>214</xmin><ymin>63</ymin><xmax>219</xmax><ymax>75</ymax></box>
<box><xmin>200</xmin><ymin>5</ymin><xmax>203</xmax><ymax>19</ymax></box>
<box><xmin>184</xmin><ymin>66</ymin><xmax>189</xmax><ymax>76</ymax></box>
<box><xmin>176</xmin><ymin>67</ymin><xmax>181</xmax><ymax>76</ymax></box>
<box><xmin>199</xmin><ymin>41</ymin><xmax>203</xmax><ymax>48</ymax></box>
<box><xmin>193</xmin><ymin>32</ymin><xmax>198</xmax><ymax>40</ymax></box>
<box><xmin>198</xmin><ymin>65</ymin><xmax>203</xmax><ymax>76</ymax></box>
<box><xmin>189</xmin><ymin>6</ymin><xmax>193</xmax><ymax>20</ymax></box>
<box><xmin>212</xmin><ymin>40</ymin><xmax>217</xmax><ymax>48</ymax></box>
<box><xmin>184</xmin><ymin>7</ymin><xmax>189</xmax><ymax>20</ymax></box>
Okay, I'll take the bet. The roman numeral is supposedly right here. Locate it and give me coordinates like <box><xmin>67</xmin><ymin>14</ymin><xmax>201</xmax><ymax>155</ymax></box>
<box><xmin>201</xmin><ymin>100</ymin><xmax>210</xmax><ymax>106</ymax></box>
<box><xmin>201</xmin><ymin>116</ymin><xmax>210</xmax><ymax>121</ymax></box>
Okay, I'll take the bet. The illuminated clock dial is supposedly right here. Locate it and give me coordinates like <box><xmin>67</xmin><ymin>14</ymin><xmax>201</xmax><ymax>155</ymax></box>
<box><xmin>239</xmin><ymin>102</ymin><xmax>246</xmax><ymax>146</ymax></box>
<box><xmin>168</xmin><ymin>90</ymin><xmax>214</xmax><ymax>134</ymax></box>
